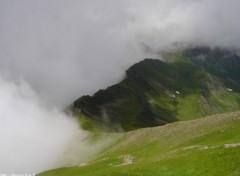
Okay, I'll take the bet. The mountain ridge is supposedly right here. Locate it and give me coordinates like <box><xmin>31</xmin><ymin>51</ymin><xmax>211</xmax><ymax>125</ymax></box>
<box><xmin>73</xmin><ymin>47</ymin><xmax>240</xmax><ymax>131</ymax></box>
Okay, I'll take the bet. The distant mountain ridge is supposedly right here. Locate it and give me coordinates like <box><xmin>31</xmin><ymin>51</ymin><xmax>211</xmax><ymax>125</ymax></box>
<box><xmin>73</xmin><ymin>47</ymin><xmax>240</xmax><ymax>131</ymax></box>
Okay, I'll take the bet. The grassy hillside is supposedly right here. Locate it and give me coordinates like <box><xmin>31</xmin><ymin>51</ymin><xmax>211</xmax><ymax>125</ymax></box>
<box><xmin>38</xmin><ymin>111</ymin><xmax>240</xmax><ymax>176</ymax></box>
<box><xmin>73</xmin><ymin>47</ymin><xmax>240</xmax><ymax>131</ymax></box>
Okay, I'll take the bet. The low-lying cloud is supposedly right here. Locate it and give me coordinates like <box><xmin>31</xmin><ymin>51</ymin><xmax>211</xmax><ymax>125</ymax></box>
<box><xmin>0</xmin><ymin>75</ymin><xmax>79</xmax><ymax>173</ymax></box>
<box><xmin>0</xmin><ymin>74</ymin><xmax>120</xmax><ymax>174</ymax></box>
<box><xmin>1</xmin><ymin>0</ymin><xmax>240</xmax><ymax>173</ymax></box>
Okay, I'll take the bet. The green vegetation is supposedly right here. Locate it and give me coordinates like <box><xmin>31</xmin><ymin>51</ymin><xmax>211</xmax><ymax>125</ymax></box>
<box><xmin>38</xmin><ymin>47</ymin><xmax>240</xmax><ymax>175</ymax></box>
<box><xmin>77</xmin><ymin>114</ymin><xmax>97</xmax><ymax>132</ymax></box>
<box><xmin>175</xmin><ymin>94</ymin><xmax>200</xmax><ymax>120</ymax></box>
<box><xmin>38</xmin><ymin>111</ymin><xmax>240</xmax><ymax>176</ymax></box>
<box><xmin>236</xmin><ymin>51</ymin><xmax>240</xmax><ymax>57</ymax></box>
<box><xmin>72</xmin><ymin>47</ymin><xmax>240</xmax><ymax>131</ymax></box>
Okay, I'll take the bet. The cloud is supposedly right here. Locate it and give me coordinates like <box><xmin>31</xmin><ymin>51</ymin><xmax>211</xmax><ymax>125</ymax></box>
<box><xmin>1</xmin><ymin>0</ymin><xmax>240</xmax><ymax>172</ymax></box>
<box><xmin>0</xmin><ymin>0</ymin><xmax>240</xmax><ymax>106</ymax></box>
<box><xmin>0</xmin><ymin>74</ymin><xmax>120</xmax><ymax>174</ymax></box>
<box><xmin>0</xmin><ymin>75</ymin><xmax>79</xmax><ymax>173</ymax></box>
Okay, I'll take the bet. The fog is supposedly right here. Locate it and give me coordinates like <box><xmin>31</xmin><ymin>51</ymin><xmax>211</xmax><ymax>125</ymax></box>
<box><xmin>1</xmin><ymin>0</ymin><xmax>240</xmax><ymax>106</ymax></box>
<box><xmin>0</xmin><ymin>74</ymin><xmax>79</xmax><ymax>173</ymax></box>
<box><xmin>0</xmin><ymin>0</ymin><xmax>240</xmax><ymax>174</ymax></box>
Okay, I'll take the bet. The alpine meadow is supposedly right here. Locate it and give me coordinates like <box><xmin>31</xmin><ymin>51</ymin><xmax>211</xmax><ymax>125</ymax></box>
<box><xmin>0</xmin><ymin>1</ymin><xmax>240</xmax><ymax>175</ymax></box>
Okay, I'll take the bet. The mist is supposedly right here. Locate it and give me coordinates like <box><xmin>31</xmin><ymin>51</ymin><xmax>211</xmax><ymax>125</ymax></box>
<box><xmin>1</xmin><ymin>0</ymin><xmax>240</xmax><ymax>173</ymax></box>
<box><xmin>0</xmin><ymin>74</ymin><xmax>120</xmax><ymax>174</ymax></box>
<box><xmin>0</xmin><ymin>75</ymin><xmax>80</xmax><ymax>173</ymax></box>
<box><xmin>1</xmin><ymin>0</ymin><xmax>240</xmax><ymax>106</ymax></box>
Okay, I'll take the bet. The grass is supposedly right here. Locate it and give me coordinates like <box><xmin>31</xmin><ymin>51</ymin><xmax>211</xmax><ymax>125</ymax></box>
<box><xmin>236</xmin><ymin>51</ymin><xmax>240</xmax><ymax>57</ymax></box>
<box><xmin>210</xmin><ymin>92</ymin><xmax>240</xmax><ymax>113</ymax></box>
<box><xmin>175</xmin><ymin>94</ymin><xmax>200</xmax><ymax>120</ymax></box>
<box><xmin>38</xmin><ymin>111</ymin><xmax>240</xmax><ymax>176</ymax></box>
<box><xmin>73</xmin><ymin>49</ymin><xmax>240</xmax><ymax>131</ymax></box>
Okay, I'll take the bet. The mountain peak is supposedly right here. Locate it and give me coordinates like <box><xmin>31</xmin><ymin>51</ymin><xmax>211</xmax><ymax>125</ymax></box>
<box><xmin>73</xmin><ymin>47</ymin><xmax>240</xmax><ymax>131</ymax></box>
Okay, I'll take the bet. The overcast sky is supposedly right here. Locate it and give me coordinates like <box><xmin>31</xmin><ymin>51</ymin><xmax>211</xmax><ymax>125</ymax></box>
<box><xmin>1</xmin><ymin>0</ymin><xmax>240</xmax><ymax>173</ymax></box>
<box><xmin>0</xmin><ymin>0</ymin><xmax>240</xmax><ymax>106</ymax></box>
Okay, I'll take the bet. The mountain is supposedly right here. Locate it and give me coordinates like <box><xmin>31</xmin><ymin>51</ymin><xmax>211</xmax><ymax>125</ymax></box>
<box><xmin>38</xmin><ymin>111</ymin><xmax>240</xmax><ymax>176</ymax></box>
<box><xmin>72</xmin><ymin>47</ymin><xmax>240</xmax><ymax>131</ymax></box>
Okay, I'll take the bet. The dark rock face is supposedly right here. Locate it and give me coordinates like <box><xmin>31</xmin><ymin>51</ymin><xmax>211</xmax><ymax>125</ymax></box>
<box><xmin>74</xmin><ymin>90</ymin><xmax>115</xmax><ymax>118</ymax></box>
<box><xmin>73</xmin><ymin>47</ymin><xmax>240</xmax><ymax>131</ymax></box>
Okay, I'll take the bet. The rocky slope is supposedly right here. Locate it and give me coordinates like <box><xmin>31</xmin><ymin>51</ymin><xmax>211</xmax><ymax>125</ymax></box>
<box><xmin>73</xmin><ymin>47</ymin><xmax>240</xmax><ymax>131</ymax></box>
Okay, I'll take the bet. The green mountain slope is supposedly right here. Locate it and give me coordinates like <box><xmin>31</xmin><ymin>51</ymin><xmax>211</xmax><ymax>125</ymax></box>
<box><xmin>38</xmin><ymin>111</ymin><xmax>240</xmax><ymax>176</ymax></box>
<box><xmin>73</xmin><ymin>47</ymin><xmax>240</xmax><ymax>131</ymax></box>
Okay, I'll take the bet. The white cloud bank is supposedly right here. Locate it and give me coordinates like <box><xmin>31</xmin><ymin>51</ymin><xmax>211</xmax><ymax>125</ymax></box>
<box><xmin>0</xmin><ymin>75</ymin><xmax>79</xmax><ymax>173</ymax></box>
<box><xmin>0</xmin><ymin>0</ymin><xmax>240</xmax><ymax>173</ymax></box>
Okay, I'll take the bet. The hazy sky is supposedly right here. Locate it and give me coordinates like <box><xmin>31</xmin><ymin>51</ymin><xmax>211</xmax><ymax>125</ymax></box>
<box><xmin>1</xmin><ymin>0</ymin><xmax>240</xmax><ymax>173</ymax></box>
<box><xmin>1</xmin><ymin>0</ymin><xmax>240</xmax><ymax>106</ymax></box>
